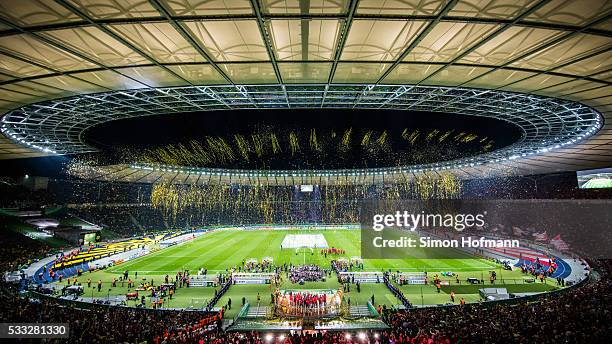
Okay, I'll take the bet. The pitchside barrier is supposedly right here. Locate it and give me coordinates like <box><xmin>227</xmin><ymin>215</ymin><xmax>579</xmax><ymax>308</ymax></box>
<box><xmin>240</xmin><ymin>224</ymin><xmax>360</xmax><ymax>231</ymax></box>
<box><xmin>189</xmin><ymin>275</ymin><xmax>217</xmax><ymax>287</ymax></box>
<box><xmin>394</xmin><ymin>272</ymin><xmax>427</xmax><ymax>285</ymax></box>
<box><xmin>232</xmin><ymin>273</ymin><xmax>275</xmax><ymax>285</ymax></box>
<box><xmin>338</xmin><ymin>272</ymin><xmax>384</xmax><ymax>283</ymax></box>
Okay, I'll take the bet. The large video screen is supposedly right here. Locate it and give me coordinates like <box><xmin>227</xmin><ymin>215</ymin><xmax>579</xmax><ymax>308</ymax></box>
<box><xmin>83</xmin><ymin>232</ymin><xmax>97</xmax><ymax>245</ymax></box>
<box><xmin>300</xmin><ymin>185</ymin><xmax>314</xmax><ymax>192</ymax></box>
<box><xmin>577</xmin><ymin>167</ymin><xmax>612</xmax><ymax>189</ymax></box>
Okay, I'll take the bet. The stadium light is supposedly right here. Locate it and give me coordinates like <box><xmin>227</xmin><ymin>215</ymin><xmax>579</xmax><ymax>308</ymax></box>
<box><xmin>2</xmin><ymin>85</ymin><xmax>601</xmax><ymax>172</ymax></box>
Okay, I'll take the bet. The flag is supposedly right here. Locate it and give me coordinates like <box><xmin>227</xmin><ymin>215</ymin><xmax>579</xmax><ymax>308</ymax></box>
<box><xmin>533</xmin><ymin>231</ymin><xmax>548</xmax><ymax>241</ymax></box>
<box><xmin>549</xmin><ymin>234</ymin><xmax>570</xmax><ymax>251</ymax></box>
<box><xmin>512</xmin><ymin>226</ymin><xmax>526</xmax><ymax>237</ymax></box>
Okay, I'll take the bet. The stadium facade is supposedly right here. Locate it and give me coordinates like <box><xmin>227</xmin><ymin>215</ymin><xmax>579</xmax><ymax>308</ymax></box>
<box><xmin>0</xmin><ymin>1</ymin><xmax>611</xmax><ymax>343</ymax></box>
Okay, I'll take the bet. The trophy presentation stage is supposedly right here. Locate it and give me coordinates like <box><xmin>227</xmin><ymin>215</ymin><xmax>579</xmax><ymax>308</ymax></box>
<box><xmin>274</xmin><ymin>289</ymin><xmax>343</xmax><ymax>319</ymax></box>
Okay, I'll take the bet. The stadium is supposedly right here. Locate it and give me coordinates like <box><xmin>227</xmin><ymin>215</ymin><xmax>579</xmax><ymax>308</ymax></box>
<box><xmin>0</xmin><ymin>0</ymin><xmax>611</xmax><ymax>343</ymax></box>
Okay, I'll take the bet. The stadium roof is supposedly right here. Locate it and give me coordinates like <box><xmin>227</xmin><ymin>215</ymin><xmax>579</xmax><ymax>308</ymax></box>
<box><xmin>0</xmin><ymin>0</ymin><xmax>611</xmax><ymax>180</ymax></box>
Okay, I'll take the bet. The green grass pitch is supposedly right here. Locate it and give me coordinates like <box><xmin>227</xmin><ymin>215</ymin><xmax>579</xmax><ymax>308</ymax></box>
<box><xmin>109</xmin><ymin>229</ymin><xmax>496</xmax><ymax>273</ymax></box>
<box><xmin>582</xmin><ymin>177</ymin><xmax>612</xmax><ymax>189</ymax></box>
<box><xmin>58</xmin><ymin>229</ymin><xmax>558</xmax><ymax>318</ymax></box>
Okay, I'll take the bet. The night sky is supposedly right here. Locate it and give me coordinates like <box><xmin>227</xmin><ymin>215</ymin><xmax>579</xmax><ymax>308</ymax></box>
<box><xmin>3</xmin><ymin>109</ymin><xmax>522</xmax><ymax>175</ymax></box>
<box><xmin>84</xmin><ymin>109</ymin><xmax>522</xmax><ymax>170</ymax></box>
<box><xmin>85</xmin><ymin>109</ymin><xmax>520</xmax><ymax>147</ymax></box>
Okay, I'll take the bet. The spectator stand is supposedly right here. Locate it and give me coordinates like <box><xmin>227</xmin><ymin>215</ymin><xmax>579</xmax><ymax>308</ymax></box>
<box><xmin>31</xmin><ymin>239</ymin><xmax>154</xmax><ymax>285</ymax></box>
<box><xmin>159</xmin><ymin>230</ymin><xmax>207</xmax><ymax>248</ymax></box>
<box><xmin>418</xmin><ymin>228</ymin><xmax>578</xmax><ymax>282</ymax></box>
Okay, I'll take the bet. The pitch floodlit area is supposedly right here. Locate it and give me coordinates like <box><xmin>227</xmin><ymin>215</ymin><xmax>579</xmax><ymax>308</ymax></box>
<box><xmin>112</xmin><ymin>229</ymin><xmax>493</xmax><ymax>272</ymax></box>
<box><xmin>60</xmin><ymin>228</ymin><xmax>558</xmax><ymax>318</ymax></box>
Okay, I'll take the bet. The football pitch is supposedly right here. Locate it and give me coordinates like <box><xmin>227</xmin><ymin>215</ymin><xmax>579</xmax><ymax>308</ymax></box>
<box><xmin>110</xmin><ymin>229</ymin><xmax>496</xmax><ymax>273</ymax></box>
<box><xmin>59</xmin><ymin>229</ymin><xmax>558</xmax><ymax>317</ymax></box>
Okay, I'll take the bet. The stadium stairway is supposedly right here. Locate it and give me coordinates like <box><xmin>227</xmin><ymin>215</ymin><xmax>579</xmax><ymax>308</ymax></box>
<box><xmin>221</xmin><ymin>319</ymin><xmax>234</xmax><ymax>331</ymax></box>
<box><xmin>349</xmin><ymin>305</ymin><xmax>371</xmax><ymax>317</ymax></box>
<box><xmin>246</xmin><ymin>306</ymin><xmax>269</xmax><ymax>318</ymax></box>
<box><xmin>129</xmin><ymin>214</ymin><xmax>144</xmax><ymax>232</ymax></box>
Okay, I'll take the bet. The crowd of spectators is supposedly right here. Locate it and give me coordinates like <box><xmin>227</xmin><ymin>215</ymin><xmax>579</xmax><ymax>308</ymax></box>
<box><xmin>0</xmin><ymin>225</ymin><xmax>610</xmax><ymax>343</ymax></box>
<box><xmin>0</xmin><ymin>280</ymin><xmax>222</xmax><ymax>344</ymax></box>
<box><xmin>3</xmin><ymin>172</ymin><xmax>612</xmax><ymax>209</ymax></box>
<box><xmin>70</xmin><ymin>205</ymin><xmax>168</xmax><ymax>236</ymax></box>
<box><xmin>384</xmin><ymin>259</ymin><xmax>612</xmax><ymax>344</ymax></box>
<box><xmin>4</xmin><ymin>173</ymin><xmax>612</xmax><ymax>240</ymax></box>
<box><xmin>48</xmin><ymin>179</ymin><xmax>150</xmax><ymax>205</ymax></box>
<box><xmin>186</xmin><ymin>329</ymin><xmax>451</xmax><ymax>343</ymax></box>
<box><xmin>2</xmin><ymin>271</ymin><xmax>610</xmax><ymax>344</ymax></box>
<box><xmin>2</xmin><ymin>173</ymin><xmax>612</xmax><ymax>343</ymax></box>
<box><xmin>0</xmin><ymin>276</ymin><xmax>450</xmax><ymax>344</ymax></box>
<box><xmin>0</xmin><ymin>225</ymin><xmax>51</xmax><ymax>273</ymax></box>
<box><xmin>0</xmin><ymin>177</ymin><xmax>55</xmax><ymax>208</ymax></box>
